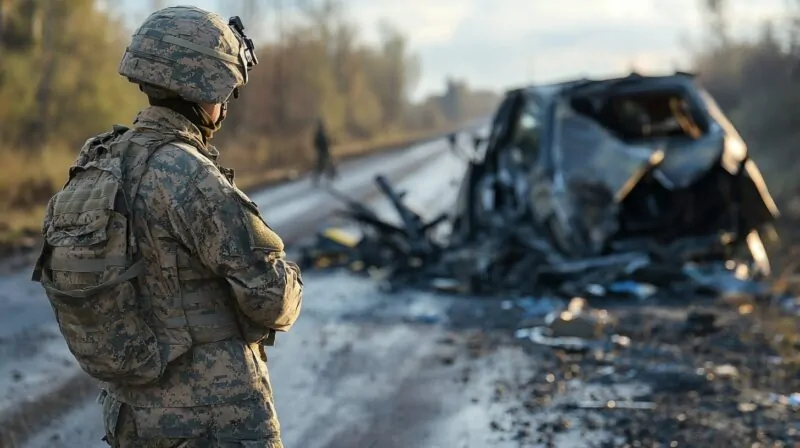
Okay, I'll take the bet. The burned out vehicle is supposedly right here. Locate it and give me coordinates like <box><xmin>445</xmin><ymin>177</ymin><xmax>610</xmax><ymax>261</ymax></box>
<box><xmin>448</xmin><ymin>73</ymin><xmax>778</xmax><ymax>276</ymax></box>
<box><xmin>301</xmin><ymin>72</ymin><xmax>780</xmax><ymax>298</ymax></box>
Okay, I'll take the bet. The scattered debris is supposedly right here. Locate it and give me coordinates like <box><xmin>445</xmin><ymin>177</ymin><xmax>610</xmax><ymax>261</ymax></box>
<box><xmin>294</xmin><ymin>74</ymin><xmax>798</xmax><ymax>446</ymax></box>
<box><xmin>779</xmin><ymin>295</ymin><xmax>800</xmax><ymax>316</ymax></box>
<box><xmin>407</xmin><ymin>312</ymin><xmax>441</xmax><ymax>325</ymax></box>
<box><xmin>569</xmin><ymin>400</ymin><xmax>656</xmax><ymax>410</ymax></box>
<box><xmin>606</xmin><ymin>281</ymin><xmax>658</xmax><ymax>299</ymax></box>
<box><xmin>737</xmin><ymin>402</ymin><xmax>758</xmax><ymax>412</ymax></box>
<box><xmin>488</xmin><ymin>299</ymin><xmax>800</xmax><ymax>447</ymax></box>
<box><xmin>545</xmin><ymin>297</ymin><xmax>611</xmax><ymax>339</ymax></box>
<box><xmin>514</xmin><ymin>297</ymin><xmax>633</xmax><ymax>353</ymax></box>
<box><xmin>682</xmin><ymin>310</ymin><xmax>719</xmax><ymax>336</ymax></box>
<box><xmin>510</xmin><ymin>296</ymin><xmax>563</xmax><ymax>319</ymax></box>
<box><xmin>768</xmin><ymin>392</ymin><xmax>800</xmax><ymax>410</ymax></box>
<box><xmin>709</xmin><ymin>363</ymin><xmax>739</xmax><ymax>379</ymax></box>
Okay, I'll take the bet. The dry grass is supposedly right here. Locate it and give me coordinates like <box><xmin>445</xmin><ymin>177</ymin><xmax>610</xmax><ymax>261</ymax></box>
<box><xmin>0</xmin><ymin>127</ymin><xmax>450</xmax><ymax>246</ymax></box>
<box><xmin>0</xmin><ymin>146</ymin><xmax>75</xmax><ymax>245</ymax></box>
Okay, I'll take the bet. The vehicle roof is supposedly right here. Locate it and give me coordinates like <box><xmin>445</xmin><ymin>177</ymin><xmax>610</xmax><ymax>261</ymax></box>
<box><xmin>504</xmin><ymin>71</ymin><xmax>698</xmax><ymax>102</ymax></box>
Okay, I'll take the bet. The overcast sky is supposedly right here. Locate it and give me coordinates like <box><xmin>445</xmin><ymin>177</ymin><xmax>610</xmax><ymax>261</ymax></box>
<box><xmin>119</xmin><ymin>0</ymin><xmax>788</xmax><ymax>100</ymax></box>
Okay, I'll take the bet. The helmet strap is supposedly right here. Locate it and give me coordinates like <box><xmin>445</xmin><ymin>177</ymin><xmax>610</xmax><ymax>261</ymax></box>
<box><xmin>148</xmin><ymin>96</ymin><xmax>221</xmax><ymax>143</ymax></box>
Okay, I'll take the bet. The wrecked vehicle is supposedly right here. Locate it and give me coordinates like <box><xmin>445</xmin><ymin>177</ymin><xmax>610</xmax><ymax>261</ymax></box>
<box><xmin>301</xmin><ymin>72</ymin><xmax>781</xmax><ymax>298</ymax></box>
<box><xmin>445</xmin><ymin>72</ymin><xmax>779</xmax><ymax>292</ymax></box>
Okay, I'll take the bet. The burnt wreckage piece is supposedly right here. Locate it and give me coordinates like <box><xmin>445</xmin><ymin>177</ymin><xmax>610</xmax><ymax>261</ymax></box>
<box><xmin>300</xmin><ymin>72</ymin><xmax>780</xmax><ymax>298</ymax></box>
<box><xmin>299</xmin><ymin>174</ymin><xmax>450</xmax><ymax>290</ymax></box>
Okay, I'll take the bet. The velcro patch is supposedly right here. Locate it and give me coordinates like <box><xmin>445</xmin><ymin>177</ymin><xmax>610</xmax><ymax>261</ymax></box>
<box><xmin>242</xmin><ymin>207</ymin><xmax>284</xmax><ymax>253</ymax></box>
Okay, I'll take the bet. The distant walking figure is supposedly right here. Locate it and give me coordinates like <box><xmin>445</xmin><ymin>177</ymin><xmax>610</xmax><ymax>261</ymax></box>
<box><xmin>313</xmin><ymin>117</ymin><xmax>337</xmax><ymax>186</ymax></box>
<box><xmin>447</xmin><ymin>132</ymin><xmax>457</xmax><ymax>151</ymax></box>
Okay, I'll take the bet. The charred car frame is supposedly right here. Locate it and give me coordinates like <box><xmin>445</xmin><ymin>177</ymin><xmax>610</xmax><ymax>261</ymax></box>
<box><xmin>301</xmin><ymin>72</ymin><xmax>780</xmax><ymax>298</ymax></box>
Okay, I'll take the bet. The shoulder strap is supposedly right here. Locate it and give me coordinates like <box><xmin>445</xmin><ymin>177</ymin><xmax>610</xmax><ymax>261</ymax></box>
<box><xmin>124</xmin><ymin>133</ymin><xmax>179</xmax><ymax>207</ymax></box>
<box><xmin>112</xmin><ymin>132</ymin><xmax>179</xmax><ymax>264</ymax></box>
<box><xmin>123</xmin><ymin>129</ymin><xmax>208</xmax><ymax>201</ymax></box>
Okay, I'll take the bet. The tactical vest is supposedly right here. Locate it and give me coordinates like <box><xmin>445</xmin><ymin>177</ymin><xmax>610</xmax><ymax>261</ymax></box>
<box><xmin>32</xmin><ymin>125</ymin><xmax>261</xmax><ymax>389</ymax></box>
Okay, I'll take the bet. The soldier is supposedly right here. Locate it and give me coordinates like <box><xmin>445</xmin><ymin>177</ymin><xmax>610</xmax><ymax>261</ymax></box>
<box><xmin>312</xmin><ymin>117</ymin><xmax>337</xmax><ymax>185</ymax></box>
<box><xmin>447</xmin><ymin>132</ymin><xmax>457</xmax><ymax>151</ymax></box>
<box><xmin>31</xmin><ymin>6</ymin><xmax>302</xmax><ymax>448</ymax></box>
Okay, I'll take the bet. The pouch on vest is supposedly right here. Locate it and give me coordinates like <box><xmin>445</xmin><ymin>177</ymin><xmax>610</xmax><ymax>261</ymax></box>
<box><xmin>32</xmin><ymin>126</ymin><xmax>166</xmax><ymax>385</ymax></box>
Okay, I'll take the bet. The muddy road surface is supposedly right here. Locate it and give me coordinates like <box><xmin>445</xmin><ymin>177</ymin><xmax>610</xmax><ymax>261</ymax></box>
<box><xmin>2</xmin><ymin>130</ymin><xmax>798</xmax><ymax>448</ymax></box>
<box><xmin>2</xmin><ymin>133</ymin><xmax>551</xmax><ymax>448</ymax></box>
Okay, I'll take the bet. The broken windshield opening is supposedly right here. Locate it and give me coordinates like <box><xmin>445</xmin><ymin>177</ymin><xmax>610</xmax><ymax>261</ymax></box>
<box><xmin>569</xmin><ymin>89</ymin><xmax>709</xmax><ymax>142</ymax></box>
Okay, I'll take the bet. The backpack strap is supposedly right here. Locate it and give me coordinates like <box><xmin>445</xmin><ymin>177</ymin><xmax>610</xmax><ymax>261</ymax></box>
<box><xmin>88</xmin><ymin>130</ymin><xmax>180</xmax><ymax>319</ymax></box>
<box><xmin>125</xmin><ymin>135</ymin><xmax>175</xmax><ymax>212</ymax></box>
<box><xmin>40</xmin><ymin>262</ymin><xmax>144</xmax><ymax>299</ymax></box>
<box><xmin>117</xmin><ymin>132</ymin><xmax>180</xmax><ymax>256</ymax></box>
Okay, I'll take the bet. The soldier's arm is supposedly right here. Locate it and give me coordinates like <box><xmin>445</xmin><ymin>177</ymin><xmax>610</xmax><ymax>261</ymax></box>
<box><xmin>162</xmin><ymin>160</ymin><xmax>303</xmax><ymax>332</ymax></box>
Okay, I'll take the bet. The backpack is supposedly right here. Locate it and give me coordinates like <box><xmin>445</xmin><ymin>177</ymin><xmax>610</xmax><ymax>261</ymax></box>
<box><xmin>32</xmin><ymin>125</ymin><xmax>169</xmax><ymax>385</ymax></box>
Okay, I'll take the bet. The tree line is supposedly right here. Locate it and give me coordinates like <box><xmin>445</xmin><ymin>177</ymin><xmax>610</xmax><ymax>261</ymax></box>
<box><xmin>0</xmin><ymin>0</ymin><xmax>498</xmax><ymax>157</ymax></box>
<box><xmin>689</xmin><ymin>0</ymin><xmax>800</xmax><ymax>256</ymax></box>
<box><xmin>692</xmin><ymin>0</ymin><xmax>800</xmax><ymax>202</ymax></box>
<box><xmin>0</xmin><ymin>0</ymin><xmax>497</xmax><ymax>236</ymax></box>
<box><xmin>10</xmin><ymin>0</ymin><xmax>797</xmax><ymax>242</ymax></box>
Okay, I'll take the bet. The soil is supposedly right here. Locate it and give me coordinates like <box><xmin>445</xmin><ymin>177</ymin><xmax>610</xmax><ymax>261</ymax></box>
<box><xmin>441</xmin><ymin>291</ymin><xmax>800</xmax><ymax>447</ymax></box>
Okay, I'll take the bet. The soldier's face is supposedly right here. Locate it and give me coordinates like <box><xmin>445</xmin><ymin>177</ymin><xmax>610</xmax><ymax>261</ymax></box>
<box><xmin>200</xmin><ymin>103</ymin><xmax>222</xmax><ymax>123</ymax></box>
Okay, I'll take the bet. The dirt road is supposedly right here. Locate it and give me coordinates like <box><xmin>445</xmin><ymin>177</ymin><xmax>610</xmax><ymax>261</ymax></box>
<box><xmin>4</xmin><ymin>132</ymin><xmax>566</xmax><ymax>448</ymax></box>
<box><xmin>2</xmin><ymin>130</ymin><xmax>797</xmax><ymax>448</ymax></box>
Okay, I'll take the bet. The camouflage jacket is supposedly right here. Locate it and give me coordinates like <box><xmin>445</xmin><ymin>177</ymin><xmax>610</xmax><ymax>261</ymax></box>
<box><xmin>105</xmin><ymin>106</ymin><xmax>303</xmax><ymax>409</ymax></box>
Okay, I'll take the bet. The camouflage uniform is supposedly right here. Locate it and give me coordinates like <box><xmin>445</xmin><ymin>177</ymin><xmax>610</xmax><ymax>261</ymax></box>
<box><xmin>33</xmin><ymin>6</ymin><xmax>302</xmax><ymax>448</ymax></box>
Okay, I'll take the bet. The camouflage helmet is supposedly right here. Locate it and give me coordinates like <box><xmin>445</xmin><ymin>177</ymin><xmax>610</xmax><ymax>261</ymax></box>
<box><xmin>118</xmin><ymin>6</ymin><xmax>258</xmax><ymax>104</ymax></box>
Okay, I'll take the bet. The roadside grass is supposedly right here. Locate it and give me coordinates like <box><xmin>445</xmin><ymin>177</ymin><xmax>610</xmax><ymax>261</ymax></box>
<box><xmin>0</xmin><ymin>146</ymin><xmax>74</xmax><ymax>245</ymax></box>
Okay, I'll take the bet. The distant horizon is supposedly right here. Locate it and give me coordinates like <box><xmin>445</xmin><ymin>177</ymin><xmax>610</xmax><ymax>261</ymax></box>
<box><xmin>115</xmin><ymin>0</ymin><xmax>788</xmax><ymax>101</ymax></box>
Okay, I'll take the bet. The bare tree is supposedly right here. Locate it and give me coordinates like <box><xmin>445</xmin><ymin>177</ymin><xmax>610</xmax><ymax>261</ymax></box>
<box><xmin>0</xmin><ymin>0</ymin><xmax>10</xmax><ymax>44</ymax></box>
<box><xmin>273</xmin><ymin>0</ymin><xmax>286</xmax><ymax>127</ymax></box>
<box><xmin>28</xmin><ymin>0</ymin><xmax>58</xmax><ymax>149</ymax></box>
<box><xmin>0</xmin><ymin>0</ymin><xmax>9</xmax><ymax>57</ymax></box>
<box><xmin>703</xmin><ymin>0</ymin><xmax>729</xmax><ymax>47</ymax></box>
